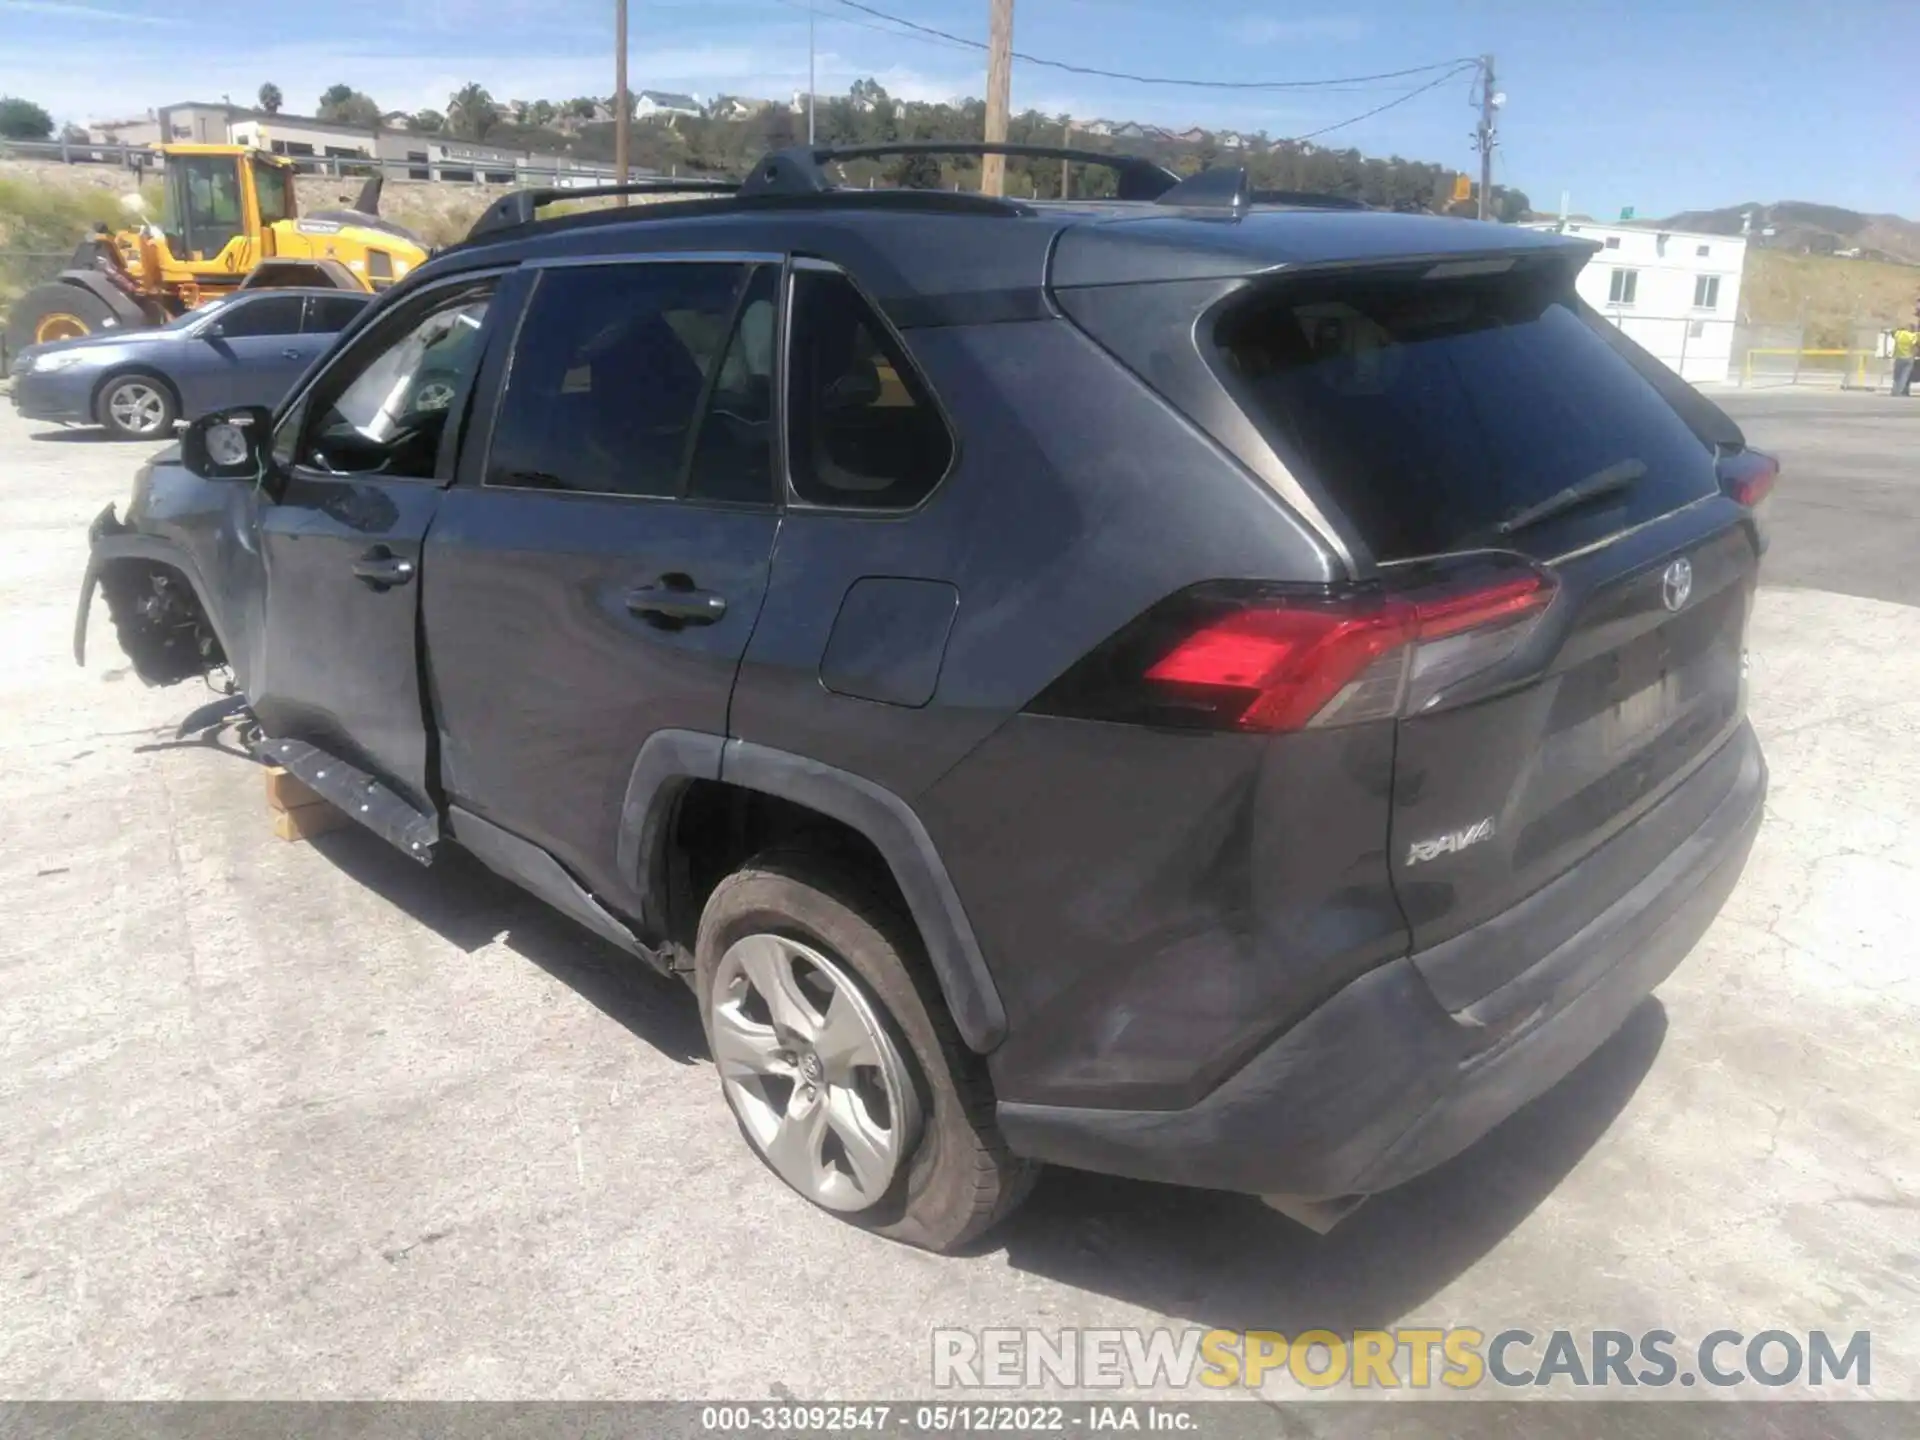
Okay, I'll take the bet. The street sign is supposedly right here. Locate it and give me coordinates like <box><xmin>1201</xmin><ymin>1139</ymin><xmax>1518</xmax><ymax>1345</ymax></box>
<box><xmin>1451</xmin><ymin>173</ymin><xmax>1472</xmax><ymax>203</ymax></box>
<box><xmin>1620</xmin><ymin>205</ymin><xmax>1636</xmax><ymax>220</ymax></box>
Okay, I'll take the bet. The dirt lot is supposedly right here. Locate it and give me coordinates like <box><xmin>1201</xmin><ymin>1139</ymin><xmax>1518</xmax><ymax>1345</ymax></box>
<box><xmin>0</xmin><ymin>391</ymin><xmax>1916</xmax><ymax>1412</ymax></box>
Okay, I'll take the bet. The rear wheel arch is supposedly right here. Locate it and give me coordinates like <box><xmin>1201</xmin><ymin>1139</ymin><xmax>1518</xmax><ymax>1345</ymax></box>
<box><xmin>619</xmin><ymin>732</ymin><xmax>1008</xmax><ymax>1053</ymax></box>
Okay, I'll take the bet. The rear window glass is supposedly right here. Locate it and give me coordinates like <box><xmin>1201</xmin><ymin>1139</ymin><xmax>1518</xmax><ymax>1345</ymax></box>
<box><xmin>1216</xmin><ymin>273</ymin><xmax>1717</xmax><ymax>561</ymax></box>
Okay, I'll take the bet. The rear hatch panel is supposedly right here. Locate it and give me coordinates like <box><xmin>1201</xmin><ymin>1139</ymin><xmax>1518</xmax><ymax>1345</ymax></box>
<box><xmin>1052</xmin><ymin>232</ymin><xmax>1762</xmax><ymax>1019</ymax></box>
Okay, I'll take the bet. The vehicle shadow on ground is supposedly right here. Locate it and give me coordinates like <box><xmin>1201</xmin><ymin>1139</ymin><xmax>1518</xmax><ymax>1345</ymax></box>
<box><xmin>992</xmin><ymin>998</ymin><xmax>1668</xmax><ymax>1334</ymax></box>
<box><xmin>307</xmin><ymin>822</ymin><xmax>710</xmax><ymax>1066</ymax></box>
<box><xmin>27</xmin><ymin>427</ymin><xmax>112</xmax><ymax>443</ymax></box>
<box><xmin>279</xmin><ymin>804</ymin><xmax>1666</xmax><ymax>1324</ymax></box>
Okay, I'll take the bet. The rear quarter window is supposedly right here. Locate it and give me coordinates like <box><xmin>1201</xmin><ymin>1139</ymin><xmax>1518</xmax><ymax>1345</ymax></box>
<box><xmin>1215</xmin><ymin>271</ymin><xmax>1718</xmax><ymax>562</ymax></box>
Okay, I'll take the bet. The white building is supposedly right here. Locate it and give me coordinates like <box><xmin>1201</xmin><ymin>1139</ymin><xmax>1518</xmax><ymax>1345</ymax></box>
<box><xmin>1526</xmin><ymin>219</ymin><xmax>1747</xmax><ymax>384</ymax></box>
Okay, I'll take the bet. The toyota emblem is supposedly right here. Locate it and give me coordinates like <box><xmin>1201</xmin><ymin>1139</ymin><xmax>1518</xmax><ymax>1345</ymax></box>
<box><xmin>1661</xmin><ymin>557</ymin><xmax>1693</xmax><ymax>612</ymax></box>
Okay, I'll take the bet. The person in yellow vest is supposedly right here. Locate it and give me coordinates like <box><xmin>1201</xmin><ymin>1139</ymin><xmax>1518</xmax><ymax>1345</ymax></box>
<box><xmin>1894</xmin><ymin>323</ymin><xmax>1918</xmax><ymax>397</ymax></box>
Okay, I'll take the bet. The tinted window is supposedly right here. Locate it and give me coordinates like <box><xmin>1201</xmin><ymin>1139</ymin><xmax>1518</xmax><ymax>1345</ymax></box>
<box><xmin>293</xmin><ymin>281</ymin><xmax>493</xmax><ymax>480</ymax></box>
<box><xmin>1215</xmin><ymin>272</ymin><xmax>1717</xmax><ymax>562</ymax></box>
<box><xmin>687</xmin><ymin>267</ymin><xmax>778</xmax><ymax>505</ymax></box>
<box><xmin>255</xmin><ymin>165</ymin><xmax>292</xmax><ymax>226</ymax></box>
<box><xmin>487</xmin><ymin>262</ymin><xmax>750</xmax><ymax>499</ymax></box>
<box><xmin>787</xmin><ymin>269</ymin><xmax>952</xmax><ymax>509</ymax></box>
<box><xmin>216</xmin><ymin>295</ymin><xmax>303</xmax><ymax>337</ymax></box>
<box><xmin>305</xmin><ymin>295</ymin><xmax>366</xmax><ymax>333</ymax></box>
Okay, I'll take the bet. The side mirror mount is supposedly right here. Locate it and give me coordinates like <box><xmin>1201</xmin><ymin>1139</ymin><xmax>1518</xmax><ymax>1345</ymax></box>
<box><xmin>201</xmin><ymin>318</ymin><xmax>226</xmax><ymax>339</ymax></box>
<box><xmin>182</xmin><ymin>406</ymin><xmax>274</xmax><ymax>482</ymax></box>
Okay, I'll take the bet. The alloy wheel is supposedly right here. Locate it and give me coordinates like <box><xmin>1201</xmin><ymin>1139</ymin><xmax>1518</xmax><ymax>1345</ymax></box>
<box><xmin>710</xmin><ymin>932</ymin><xmax>921</xmax><ymax>1212</ymax></box>
<box><xmin>107</xmin><ymin>381</ymin><xmax>168</xmax><ymax>435</ymax></box>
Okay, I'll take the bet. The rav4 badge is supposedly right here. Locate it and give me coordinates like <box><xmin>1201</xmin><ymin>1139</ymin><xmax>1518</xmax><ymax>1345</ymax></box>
<box><xmin>1406</xmin><ymin>816</ymin><xmax>1497</xmax><ymax>866</ymax></box>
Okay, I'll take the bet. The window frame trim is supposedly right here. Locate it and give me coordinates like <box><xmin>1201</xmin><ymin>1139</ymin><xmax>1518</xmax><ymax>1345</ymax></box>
<box><xmin>477</xmin><ymin>250</ymin><xmax>788</xmax><ymax>510</ymax></box>
<box><xmin>781</xmin><ymin>255</ymin><xmax>961</xmax><ymax>518</ymax></box>
<box><xmin>275</xmin><ymin>267</ymin><xmax>511</xmax><ymax>488</ymax></box>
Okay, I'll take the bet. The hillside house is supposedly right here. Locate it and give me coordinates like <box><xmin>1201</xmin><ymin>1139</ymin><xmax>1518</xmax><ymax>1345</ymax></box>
<box><xmin>710</xmin><ymin>96</ymin><xmax>774</xmax><ymax>121</ymax></box>
<box><xmin>635</xmin><ymin>91</ymin><xmax>702</xmax><ymax>121</ymax></box>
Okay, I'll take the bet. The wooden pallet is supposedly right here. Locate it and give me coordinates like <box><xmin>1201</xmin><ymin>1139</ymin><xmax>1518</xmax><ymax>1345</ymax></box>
<box><xmin>264</xmin><ymin>764</ymin><xmax>349</xmax><ymax>842</ymax></box>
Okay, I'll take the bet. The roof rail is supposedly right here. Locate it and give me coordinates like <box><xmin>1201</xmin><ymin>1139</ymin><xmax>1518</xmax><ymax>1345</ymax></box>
<box><xmin>1151</xmin><ymin>166</ymin><xmax>1372</xmax><ymax>214</ymax></box>
<box><xmin>738</xmin><ymin>142</ymin><xmax>1182</xmax><ymax>202</ymax></box>
<box><xmin>465</xmin><ymin>177</ymin><xmax>738</xmax><ymax>241</ymax></box>
<box><xmin>1250</xmin><ymin>189</ymin><xmax>1371</xmax><ymax>211</ymax></box>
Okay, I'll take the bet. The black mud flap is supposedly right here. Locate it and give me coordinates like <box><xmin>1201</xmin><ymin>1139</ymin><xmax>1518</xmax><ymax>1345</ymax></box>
<box><xmin>255</xmin><ymin>736</ymin><xmax>440</xmax><ymax>865</ymax></box>
<box><xmin>77</xmin><ymin>505</ymin><xmax>228</xmax><ymax>685</ymax></box>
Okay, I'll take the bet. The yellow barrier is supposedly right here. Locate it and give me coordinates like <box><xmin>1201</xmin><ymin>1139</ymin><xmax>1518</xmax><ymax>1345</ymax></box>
<box><xmin>1741</xmin><ymin>347</ymin><xmax>1869</xmax><ymax>387</ymax></box>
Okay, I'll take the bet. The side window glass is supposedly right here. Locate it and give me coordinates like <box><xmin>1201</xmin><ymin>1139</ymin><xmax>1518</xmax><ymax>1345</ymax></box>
<box><xmin>486</xmin><ymin>262</ymin><xmax>747</xmax><ymax>498</ymax></box>
<box><xmin>686</xmin><ymin>266</ymin><xmax>778</xmax><ymax>505</ymax></box>
<box><xmin>787</xmin><ymin>268</ymin><xmax>953</xmax><ymax>509</ymax></box>
<box><xmin>304</xmin><ymin>295</ymin><xmax>366</xmax><ymax>334</ymax></box>
<box><xmin>295</xmin><ymin>281</ymin><xmax>494</xmax><ymax>480</ymax></box>
<box><xmin>217</xmin><ymin>295</ymin><xmax>303</xmax><ymax>338</ymax></box>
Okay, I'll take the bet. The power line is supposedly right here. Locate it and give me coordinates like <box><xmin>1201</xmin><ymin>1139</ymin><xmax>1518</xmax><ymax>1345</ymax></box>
<box><xmin>828</xmin><ymin>0</ymin><xmax>1476</xmax><ymax>91</ymax></box>
<box><xmin>1286</xmin><ymin>61</ymin><xmax>1480</xmax><ymax>143</ymax></box>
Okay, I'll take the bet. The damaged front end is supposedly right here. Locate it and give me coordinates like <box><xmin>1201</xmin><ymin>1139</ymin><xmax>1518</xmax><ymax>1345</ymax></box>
<box><xmin>76</xmin><ymin>504</ymin><xmax>228</xmax><ymax>686</ymax></box>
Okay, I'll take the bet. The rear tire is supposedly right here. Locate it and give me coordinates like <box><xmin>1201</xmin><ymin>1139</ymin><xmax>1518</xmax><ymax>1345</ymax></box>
<box><xmin>695</xmin><ymin>853</ymin><xmax>1037</xmax><ymax>1253</ymax></box>
<box><xmin>3</xmin><ymin>283</ymin><xmax>116</xmax><ymax>369</ymax></box>
<box><xmin>96</xmin><ymin>372</ymin><xmax>178</xmax><ymax>441</ymax></box>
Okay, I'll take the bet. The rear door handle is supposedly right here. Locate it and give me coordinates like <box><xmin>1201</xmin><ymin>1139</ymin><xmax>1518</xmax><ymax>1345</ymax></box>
<box><xmin>625</xmin><ymin>584</ymin><xmax>726</xmax><ymax>626</ymax></box>
<box><xmin>352</xmin><ymin>546</ymin><xmax>415</xmax><ymax>589</ymax></box>
<box><xmin>281</xmin><ymin>347</ymin><xmax>302</xmax><ymax>360</ymax></box>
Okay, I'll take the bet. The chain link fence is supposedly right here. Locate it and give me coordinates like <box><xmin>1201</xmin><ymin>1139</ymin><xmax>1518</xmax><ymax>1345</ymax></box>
<box><xmin>1728</xmin><ymin>320</ymin><xmax>1902</xmax><ymax>390</ymax></box>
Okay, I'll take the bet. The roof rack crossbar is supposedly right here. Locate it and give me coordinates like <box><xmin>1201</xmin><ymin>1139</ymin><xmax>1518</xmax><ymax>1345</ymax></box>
<box><xmin>739</xmin><ymin>142</ymin><xmax>1182</xmax><ymax>202</ymax></box>
<box><xmin>465</xmin><ymin>178</ymin><xmax>739</xmax><ymax>242</ymax></box>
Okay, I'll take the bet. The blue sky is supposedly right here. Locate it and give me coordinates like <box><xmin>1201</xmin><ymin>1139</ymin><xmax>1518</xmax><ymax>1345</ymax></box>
<box><xmin>1</xmin><ymin>0</ymin><xmax>1912</xmax><ymax>219</ymax></box>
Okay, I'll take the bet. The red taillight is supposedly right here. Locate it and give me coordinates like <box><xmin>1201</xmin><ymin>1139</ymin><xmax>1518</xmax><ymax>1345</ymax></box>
<box><xmin>1031</xmin><ymin>568</ymin><xmax>1554</xmax><ymax>734</ymax></box>
<box><xmin>1144</xmin><ymin>604</ymin><xmax>1413</xmax><ymax>732</ymax></box>
<box><xmin>1718</xmin><ymin>450</ymin><xmax>1778</xmax><ymax>507</ymax></box>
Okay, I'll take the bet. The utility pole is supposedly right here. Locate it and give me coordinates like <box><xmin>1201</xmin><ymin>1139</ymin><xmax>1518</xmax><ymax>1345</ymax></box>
<box><xmin>614</xmin><ymin>0</ymin><xmax>630</xmax><ymax>202</ymax></box>
<box><xmin>1473</xmin><ymin>53</ymin><xmax>1496</xmax><ymax>222</ymax></box>
<box><xmin>1060</xmin><ymin>116</ymin><xmax>1071</xmax><ymax>199</ymax></box>
<box><xmin>807</xmin><ymin>1</ymin><xmax>817</xmax><ymax>144</ymax></box>
<box><xmin>981</xmin><ymin>0</ymin><xmax>1014</xmax><ymax>196</ymax></box>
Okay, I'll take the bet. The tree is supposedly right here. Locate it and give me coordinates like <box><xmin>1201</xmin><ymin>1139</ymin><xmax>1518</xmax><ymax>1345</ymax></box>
<box><xmin>0</xmin><ymin>96</ymin><xmax>54</xmax><ymax>141</ymax></box>
<box><xmin>258</xmin><ymin>82</ymin><xmax>283</xmax><ymax>115</ymax></box>
<box><xmin>410</xmin><ymin>109</ymin><xmax>445</xmax><ymax>133</ymax></box>
<box><xmin>317</xmin><ymin>85</ymin><xmax>380</xmax><ymax>128</ymax></box>
<box><xmin>892</xmin><ymin>152</ymin><xmax>942</xmax><ymax>190</ymax></box>
<box><xmin>446</xmin><ymin>83</ymin><xmax>498</xmax><ymax>141</ymax></box>
<box><xmin>566</xmin><ymin>96</ymin><xmax>598</xmax><ymax>120</ymax></box>
<box><xmin>1493</xmin><ymin>185</ymin><xmax>1531</xmax><ymax>223</ymax></box>
<box><xmin>527</xmin><ymin>99</ymin><xmax>556</xmax><ymax>128</ymax></box>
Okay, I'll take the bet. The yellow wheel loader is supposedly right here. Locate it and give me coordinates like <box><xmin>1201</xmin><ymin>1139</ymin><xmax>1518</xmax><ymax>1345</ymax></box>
<box><xmin>4</xmin><ymin>144</ymin><xmax>429</xmax><ymax>364</ymax></box>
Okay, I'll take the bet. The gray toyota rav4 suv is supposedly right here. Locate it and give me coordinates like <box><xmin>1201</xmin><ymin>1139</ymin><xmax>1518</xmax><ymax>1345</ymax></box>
<box><xmin>76</xmin><ymin>144</ymin><xmax>1773</xmax><ymax>1252</ymax></box>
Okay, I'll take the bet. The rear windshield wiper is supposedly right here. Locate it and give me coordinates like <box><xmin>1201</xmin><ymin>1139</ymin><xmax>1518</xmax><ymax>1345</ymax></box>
<box><xmin>1488</xmin><ymin>458</ymin><xmax>1646</xmax><ymax>538</ymax></box>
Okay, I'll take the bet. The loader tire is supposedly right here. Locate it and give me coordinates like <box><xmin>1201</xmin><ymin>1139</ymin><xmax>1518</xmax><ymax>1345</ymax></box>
<box><xmin>4</xmin><ymin>283</ymin><xmax>116</xmax><ymax>371</ymax></box>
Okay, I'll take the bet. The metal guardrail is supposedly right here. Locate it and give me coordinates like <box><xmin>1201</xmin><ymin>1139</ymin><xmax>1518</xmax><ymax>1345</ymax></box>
<box><xmin>0</xmin><ymin>136</ymin><xmax>638</xmax><ymax>187</ymax></box>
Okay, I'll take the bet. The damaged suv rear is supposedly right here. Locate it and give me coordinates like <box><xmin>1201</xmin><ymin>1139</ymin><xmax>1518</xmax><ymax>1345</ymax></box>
<box><xmin>76</xmin><ymin>145</ymin><xmax>1771</xmax><ymax>1251</ymax></box>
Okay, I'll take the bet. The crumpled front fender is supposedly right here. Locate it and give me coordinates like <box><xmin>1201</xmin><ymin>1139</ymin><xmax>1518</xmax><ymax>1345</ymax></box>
<box><xmin>76</xmin><ymin>503</ymin><xmax>230</xmax><ymax>685</ymax></box>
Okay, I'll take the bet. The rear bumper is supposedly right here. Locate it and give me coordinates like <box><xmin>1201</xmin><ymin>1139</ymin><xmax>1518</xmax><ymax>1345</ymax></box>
<box><xmin>996</xmin><ymin>720</ymin><xmax>1766</xmax><ymax>1199</ymax></box>
<box><xmin>10</xmin><ymin>370</ymin><xmax>94</xmax><ymax>424</ymax></box>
